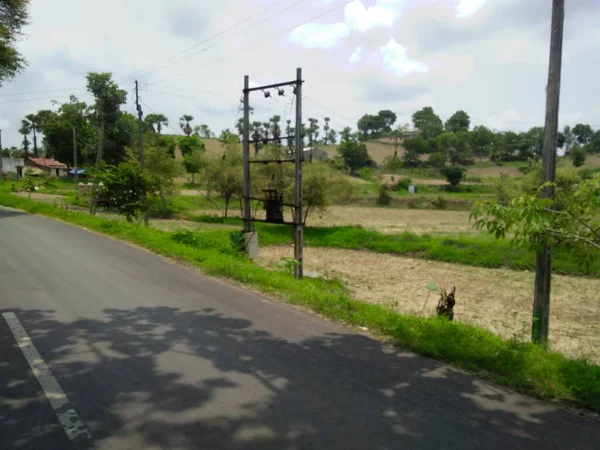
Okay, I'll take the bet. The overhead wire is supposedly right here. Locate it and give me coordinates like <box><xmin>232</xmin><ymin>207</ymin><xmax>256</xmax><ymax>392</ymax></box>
<box><xmin>118</xmin><ymin>0</ymin><xmax>296</xmax><ymax>82</ymax></box>
<box><xmin>151</xmin><ymin>0</ymin><xmax>355</xmax><ymax>85</ymax></box>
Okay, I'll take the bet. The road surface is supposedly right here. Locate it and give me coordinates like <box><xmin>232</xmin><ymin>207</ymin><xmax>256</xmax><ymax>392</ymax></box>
<box><xmin>0</xmin><ymin>207</ymin><xmax>598</xmax><ymax>449</ymax></box>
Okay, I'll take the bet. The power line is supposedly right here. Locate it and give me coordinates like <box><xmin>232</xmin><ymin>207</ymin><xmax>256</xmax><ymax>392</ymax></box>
<box><xmin>151</xmin><ymin>0</ymin><xmax>354</xmax><ymax>85</ymax></box>
<box><xmin>119</xmin><ymin>0</ymin><xmax>294</xmax><ymax>82</ymax></box>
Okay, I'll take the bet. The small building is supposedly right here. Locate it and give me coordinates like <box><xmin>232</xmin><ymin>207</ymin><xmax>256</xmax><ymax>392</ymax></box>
<box><xmin>0</xmin><ymin>157</ymin><xmax>25</xmax><ymax>178</ymax></box>
<box><xmin>26</xmin><ymin>157</ymin><xmax>69</xmax><ymax>177</ymax></box>
<box><xmin>303</xmin><ymin>147</ymin><xmax>329</xmax><ymax>162</ymax></box>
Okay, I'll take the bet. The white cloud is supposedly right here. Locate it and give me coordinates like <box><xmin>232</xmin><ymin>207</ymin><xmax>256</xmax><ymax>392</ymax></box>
<box><xmin>349</xmin><ymin>46</ymin><xmax>362</xmax><ymax>63</ymax></box>
<box><xmin>456</xmin><ymin>0</ymin><xmax>490</xmax><ymax>18</ymax></box>
<box><xmin>379</xmin><ymin>38</ymin><xmax>428</xmax><ymax>76</ymax></box>
<box><xmin>345</xmin><ymin>0</ymin><xmax>403</xmax><ymax>32</ymax></box>
<box><xmin>290</xmin><ymin>22</ymin><xmax>349</xmax><ymax>48</ymax></box>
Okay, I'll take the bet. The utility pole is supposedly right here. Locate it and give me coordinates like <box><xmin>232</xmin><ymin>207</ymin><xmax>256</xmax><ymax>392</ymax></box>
<box><xmin>294</xmin><ymin>67</ymin><xmax>304</xmax><ymax>279</ymax></box>
<box><xmin>135</xmin><ymin>80</ymin><xmax>149</xmax><ymax>226</ymax></box>
<box><xmin>243</xmin><ymin>76</ymin><xmax>251</xmax><ymax>234</ymax></box>
<box><xmin>532</xmin><ymin>0</ymin><xmax>564</xmax><ymax>345</ymax></box>
<box><xmin>73</xmin><ymin>127</ymin><xmax>78</xmax><ymax>201</ymax></box>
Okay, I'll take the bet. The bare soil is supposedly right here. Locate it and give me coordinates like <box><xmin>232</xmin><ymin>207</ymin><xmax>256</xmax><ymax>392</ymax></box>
<box><xmin>257</xmin><ymin>246</ymin><xmax>600</xmax><ymax>362</ymax></box>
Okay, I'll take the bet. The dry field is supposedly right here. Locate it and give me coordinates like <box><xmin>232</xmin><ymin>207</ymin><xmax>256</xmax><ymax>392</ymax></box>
<box><xmin>257</xmin><ymin>246</ymin><xmax>600</xmax><ymax>362</ymax></box>
<box><xmin>466</xmin><ymin>165</ymin><xmax>523</xmax><ymax>178</ymax></box>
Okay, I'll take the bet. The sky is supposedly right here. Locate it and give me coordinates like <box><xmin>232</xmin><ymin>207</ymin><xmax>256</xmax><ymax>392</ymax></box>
<box><xmin>1</xmin><ymin>0</ymin><xmax>600</xmax><ymax>148</ymax></box>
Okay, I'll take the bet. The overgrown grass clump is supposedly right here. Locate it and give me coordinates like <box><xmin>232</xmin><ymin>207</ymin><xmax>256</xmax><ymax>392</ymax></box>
<box><xmin>1</xmin><ymin>190</ymin><xmax>599</xmax><ymax>412</ymax></box>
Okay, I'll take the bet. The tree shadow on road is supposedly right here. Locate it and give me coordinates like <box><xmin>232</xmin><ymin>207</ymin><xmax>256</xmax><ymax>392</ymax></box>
<box><xmin>1</xmin><ymin>306</ymin><xmax>598</xmax><ymax>450</ymax></box>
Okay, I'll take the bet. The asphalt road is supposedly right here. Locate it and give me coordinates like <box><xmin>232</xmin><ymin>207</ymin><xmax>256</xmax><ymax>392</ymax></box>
<box><xmin>0</xmin><ymin>207</ymin><xmax>598</xmax><ymax>450</ymax></box>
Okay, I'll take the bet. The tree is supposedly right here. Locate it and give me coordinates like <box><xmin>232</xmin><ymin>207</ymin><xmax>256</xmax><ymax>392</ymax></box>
<box><xmin>301</xmin><ymin>163</ymin><xmax>350</xmax><ymax>224</ymax></box>
<box><xmin>251</xmin><ymin>121</ymin><xmax>263</xmax><ymax>155</ymax></box>
<box><xmin>102</xmin><ymin>163</ymin><xmax>150</xmax><ymax>222</ymax></box>
<box><xmin>218</xmin><ymin>129</ymin><xmax>238</xmax><ymax>145</ymax></box>
<box><xmin>357</xmin><ymin>114</ymin><xmax>385</xmax><ymax>138</ymax></box>
<box><xmin>205</xmin><ymin>146</ymin><xmax>243</xmax><ymax>219</ymax></box>
<box><xmin>403</xmin><ymin>134</ymin><xmax>429</xmax><ymax>155</ymax></box>
<box><xmin>18</xmin><ymin>120</ymin><xmax>30</xmax><ymax>157</ymax></box>
<box><xmin>471</xmin><ymin>174</ymin><xmax>600</xmax><ymax>266</ymax></box>
<box><xmin>183</xmin><ymin>148</ymin><xmax>204</xmax><ymax>185</ymax></box>
<box><xmin>428</xmin><ymin>151</ymin><xmax>447</xmax><ymax>169</ymax></box>
<box><xmin>86</xmin><ymin>72</ymin><xmax>128</xmax><ymax>165</ymax></box>
<box><xmin>412</xmin><ymin>106</ymin><xmax>443</xmax><ymax>139</ymax></box>
<box><xmin>179</xmin><ymin>115</ymin><xmax>194</xmax><ymax>136</ymax></box>
<box><xmin>337</xmin><ymin>140</ymin><xmax>373</xmax><ymax>171</ymax></box>
<box><xmin>285</xmin><ymin>120</ymin><xmax>294</xmax><ymax>150</ymax></box>
<box><xmin>142</xmin><ymin>146</ymin><xmax>181</xmax><ymax>217</ymax></box>
<box><xmin>179</xmin><ymin>135</ymin><xmax>205</xmax><ymax>157</ymax></box>
<box><xmin>570</xmin><ymin>145</ymin><xmax>586</xmax><ymax>167</ymax></box>
<box><xmin>402</xmin><ymin>150</ymin><xmax>420</xmax><ymax>168</ymax></box>
<box><xmin>445</xmin><ymin>110</ymin><xmax>470</xmax><ymax>133</ymax></box>
<box><xmin>441</xmin><ymin>165</ymin><xmax>465</xmax><ymax>189</ymax></box>
<box><xmin>586</xmin><ymin>130</ymin><xmax>600</xmax><ymax>154</ymax></box>
<box><xmin>197</xmin><ymin>124</ymin><xmax>214</xmax><ymax>139</ymax></box>
<box><xmin>323</xmin><ymin>117</ymin><xmax>330</xmax><ymax>145</ymax></box>
<box><xmin>572</xmin><ymin>123</ymin><xmax>593</xmax><ymax>145</ymax></box>
<box><xmin>562</xmin><ymin>125</ymin><xmax>575</xmax><ymax>154</ymax></box>
<box><xmin>377</xmin><ymin>110</ymin><xmax>397</xmax><ymax>133</ymax></box>
<box><xmin>326</xmin><ymin>129</ymin><xmax>337</xmax><ymax>145</ymax></box>
<box><xmin>340</xmin><ymin>127</ymin><xmax>354</xmax><ymax>143</ymax></box>
<box><xmin>0</xmin><ymin>0</ymin><xmax>30</xmax><ymax>86</ymax></box>
<box><xmin>145</xmin><ymin>113</ymin><xmax>168</xmax><ymax>135</ymax></box>
<box><xmin>306</xmin><ymin>118</ymin><xmax>319</xmax><ymax>147</ymax></box>
<box><xmin>270</xmin><ymin>115</ymin><xmax>281</xmax><ymax>145</ymax></box>
<box><xmin>23</xmin><ymin>113</ymin><xmax>42</xmax><ymax>156</ymax></box>
<box><xmin>470</xmin><ymin>125</ymin><xmax>494</xmax><ymax>156</ymax></box>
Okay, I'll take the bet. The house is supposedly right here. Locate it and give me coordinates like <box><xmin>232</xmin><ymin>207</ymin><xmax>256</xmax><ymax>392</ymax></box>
<box><xmin>26</xmin><ymin>157</ymin><xmax>69</xmax><ymax>177</ymax></box>
<box><xmin>0</xmin><ymin>158</ymin><xmax>25</xmax><ymax>178</ymax></box>
<box><xmin>303</xmin><ymin>147</ymin><xmax>329</xmax><ymax>162</ymax></box>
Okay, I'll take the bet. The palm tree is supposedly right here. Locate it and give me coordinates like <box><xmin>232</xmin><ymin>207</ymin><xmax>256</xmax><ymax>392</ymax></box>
<box><xmin>154</xmin><ymin>114</ymin><xmax>168</xmax><ymax>135</ymax></box>
<box><xmin>19</xmin><ymin>120</ymin><xmax>31</xmax><ymax>158</ymax></box>
<box><xmin>323</xmin><ymin>117</ymin><xmax>331</xmax><ymax>145</ymax></box>
<box><xmin>179</xmin><ymin>114</ymin><xmax>194</xmax><ymax>136</ymax></box>
<box><xmin>285</xmin><ymin>120</ymin><xmax>294</xmax><ymax>150</ymax></box>
<box><xmin>251</xmin><ymin>121</ymin><xmax>262</xmax><ymax>155</ymax></box>
<box><xmin>261</xmin><ymin>122</ymin><xmax>270</xmax><ymax>144</ymax></box>
<box><xmin>307</xmin><ymin>118</ymin><xmax>319</xmax><ymax>148</ymax></box>
<box><xmin>270</xmin><ymin>115</ymin><xmax>281</xmax><ymax>145</ymax></box>
<box><xmin>24</xmin><ymin>114</ymin><xmax>41</xmax><ymax>156</ymax></box>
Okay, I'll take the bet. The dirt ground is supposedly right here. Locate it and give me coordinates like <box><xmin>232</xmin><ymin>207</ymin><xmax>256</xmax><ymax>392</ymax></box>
<box><xmin>257</xmin><ymin>246</ymin><xmax>600</xmax><ymax>362</ymax></box>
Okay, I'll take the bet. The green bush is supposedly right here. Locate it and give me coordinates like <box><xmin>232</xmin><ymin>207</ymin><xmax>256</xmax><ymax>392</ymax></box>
<box><xmin>432</xmin><ymin>196</ymin><xmax>448</xmax><ymax>210</ymax></box>
<box><xmin>392</xmin><ymin>177</ymin><xmax>411</xmax><ymax>192</ymax></box>
<box><xmin>377</xmin><ymin>184</ymin><xmax>392</xmax><ymax>205</ymax></box>
<box><xmin>441</xmin><ymin>165</ymin><xmax>465</xmax><ymax>189</ymax></box>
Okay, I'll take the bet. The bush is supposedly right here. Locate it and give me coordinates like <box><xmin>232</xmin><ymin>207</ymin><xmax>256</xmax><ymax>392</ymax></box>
<box><xmin>383</xmin><ymin>154</ymin><xmax>403</xmax><ymax>172</ymax></box>
<box><xmin>392</xmin><ymin>177</ymin><xmax>411</xmax><ymax>192</ymax></box>
<box><xmin>338</xmin><ymin>140</ymin><xmax>374</xmax><ymax>171</ymax></box>
<box><xmin>432</xmin><ymin>196</ymin><xmax>448</xmax><ymax>209</ymax></box>
<box><xmin>377</xmin><ymin>184</ymin><xmax>392</xmax><ymax>205</ymax></box>
<box><xmin>440</xmin><ymin>165</ymin><xmax>465</xmax><ymax>189</ymax></box>
<box><xmin>570</xmin><ymin>145</ymin><xmax>586</xmax><ymax>167</ymax></box>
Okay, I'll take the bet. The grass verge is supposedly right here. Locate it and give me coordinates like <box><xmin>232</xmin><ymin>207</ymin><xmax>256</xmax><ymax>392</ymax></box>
<box><xmin>1</xmin><ymin>191</ymin><xmax>599</xmax><ymax>412</ymax></box>
<box><xmin>187</xmin><ymin>215</ymin><xmax>599</xmax><ymax>278</ymax></box>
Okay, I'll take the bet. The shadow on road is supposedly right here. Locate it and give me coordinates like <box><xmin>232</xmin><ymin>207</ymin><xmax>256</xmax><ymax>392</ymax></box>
<box><xmin>1</xmin><ymin>307</ymin><xmax>598</xmax><ymax>450</ymax></box>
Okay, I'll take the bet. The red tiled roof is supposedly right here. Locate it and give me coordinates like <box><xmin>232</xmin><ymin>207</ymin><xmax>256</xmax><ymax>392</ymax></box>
<box><xmin>27</xmin><ymin>157</ymin><xmax>68</xmax><ymax>169</ymax></box>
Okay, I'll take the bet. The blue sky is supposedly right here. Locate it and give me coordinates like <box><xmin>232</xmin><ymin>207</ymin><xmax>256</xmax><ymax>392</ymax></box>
<box><xmin>1</xmin><ymin>0</ymin><xmax>599</xmax><ymax>147</ymax></box>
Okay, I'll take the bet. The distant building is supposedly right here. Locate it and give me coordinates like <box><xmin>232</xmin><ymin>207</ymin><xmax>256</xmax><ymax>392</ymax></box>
<box><xmin>26</xmin><ymin>157</ymin><xmax>69</xmax><ymax>177</ymax></box>
<box><xmin>0</xmin><ymin>157</ymin><xmax>25</xmax><ymax>178</ymax></box>
<box><xmin>303</xmin><ymin>147</ymin><xmax>329</xmax><ymax>162</ymax></box>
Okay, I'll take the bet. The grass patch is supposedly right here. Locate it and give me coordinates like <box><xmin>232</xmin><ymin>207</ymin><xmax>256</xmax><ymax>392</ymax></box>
<box><xmin>1</xmin><ymin>190</ymin><xmax>600</xmax><ymax>411</ymax></box>
<box><xmin>1</xmin><ymin>190</ymin><xmax>599</xmax><ymax>412</ymax></box>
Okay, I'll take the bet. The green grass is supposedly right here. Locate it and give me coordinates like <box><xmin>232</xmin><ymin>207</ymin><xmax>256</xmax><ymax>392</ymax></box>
<box><xmin>185</xmin><ymin>216</ymin><xmax>599</xmax><ymax>278</ymax></box>
<box><xmin>1</xmin><ymin>189</ymin><xmax>599</xmax><ymax>412</ymax></box>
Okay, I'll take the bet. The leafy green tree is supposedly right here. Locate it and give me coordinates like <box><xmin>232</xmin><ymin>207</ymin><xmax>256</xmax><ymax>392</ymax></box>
<box><xmin>403</xmin><ymin>134</ymin><xmax>429</xmax><ymax>155</ymax></box>
<box><xmin>323</xmin><ymin>117</ymin><xmax>331</xmax><ymax>145</ymax></box>
<box><xmin>326</xmin><ymin>128</ymin><xmax>337</xmax><ymax>145</ymax></box>
<box><xmin>445</xmin><ymin>110</ymin><xmax>470</xmax><ymax>133</ymax></box>
<box><xmin>402</xmin><ymin>150</ymin><xmax>420</xmax><ymax>168</ymax></box>
<box><xmin>218</xmin><ymin>129</ymin><xmax>238</xmax><ymax>145</ymax></box>
<box><xmin>306</xmin><ymin>118</ymin><xmax>319</xmax><ymax>147</ymax></box>
<box><xmin>412</xmin><ymin>106</ymin><xmax>443</xmax><ymax>139</ymax></box>
<box><xmin>285</xmin><ymin>120</ymin><xmax>294</xmax><ymax>150</ymax></box>
<box><xmin>197</xmin><ymin>124</ymin><xmax>213</xmax><ymax>139</ymax></box>
<box><xmin>144</xmin><ymin>146</ymin><xmax>181</xmax><ymax>216</ymax></box>
<box><xmin>205</xmin><ymin>146</ymin><xmax>243</xmax><ymax>219</ymax></box>
<box><xmin>572</xmin><ymin>123</ymin><xmax>593</xmax><ymax>145</ymax></box>
<box><xmin>337</xmin><ymin>140</ymin><xmax>373</xmax><ymax>171</ymax></box>
<box><xmin>23</xmin><ymin>113</ymin><xmax>42</xmax><ymax>156</ymax></box>
<box><xmin>0</xmin><ymin>0</ymin><xmax>30</xmax><ymax>86</ymax></box>
<box><xmin>586</xmin><ymin>130</ymin><xmax>600</xmax><ymax>154</ymax></box>
<box><xmin>428</xmin><ymin>151</ymin><xmax>447</xmax><ymax>169</ymax></box>
<box><xmin>562</xmin><ymin>125</ymin><xmax>575</xmax><ymax>154</ymax></box>
<box><xmin>340</xmin><ymin>126</ymin><xmax>354</xmax><ymax>143</ymax></box>
<box><xmin>179</xmin><ymin>135</ymin><xmax>205</xmax><ymax>157</ymax></box>
<box><xmin>383</xmin><ymin>154</ymin><xmax>403</xmax><ymax>171</ymax></box>
<box><xmin>183</xmin><ymin>148</ymin><xmax>204</xmax><ymax>185</ymax></box>
<box><xmin>470</xmin><ymin>125</ymin><xmax>494</xmax><ymax>155</ymax></box>
<box><xmin>472</xmin><ymin>174</ymin><xmax>600</xmax><ymax>262</ymax></box>
<box><xmin>86</xmin><ymin>72</ymin><xmax>128</xmax><ymax>165</ymax></box>
<box><xmin>301</xmin><ymin>163</ymin><xmax>351</xmax><ymax>224</ymax></box>
<box><xmin>102</xmin><ymin>163</ymin><xmax>150</xmax><ymax>222</ymax></box>
<box><xmin>179</xmin><ymin>115</ymin><xmax>194</xmax><ymax>136</ymax></box>
<box><xmin>441</xmin><ymin>165</ymin><xmax>465</xmax><ymax>189</ymax></box>
<box><xmin>251</xmin><ymin>121</ymin><xmax>263</xmax><ymax>155</ymax></box>
<box><xmin>570</xmin><ymin>145</ymin><xmax>586</xmax><ymax>167</ymax></box>
<box><xmin>377</xmin><ymin>110</ymin><xmax>397</xmax><ymax>133</ymax></box>
<box><xmin>155</xmin><ymin>134</ymin><xmax>177</xmax><ymax>158</ymax></box>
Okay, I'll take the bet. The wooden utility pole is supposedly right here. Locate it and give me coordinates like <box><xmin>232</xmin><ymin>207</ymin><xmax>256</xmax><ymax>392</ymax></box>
<box><xmin>532</xmin><ymin>0</ymin><xmax>564</xmax><ymax>345</ymax></box>
<box><xmin>294</xmin><ymin>68</ymin><xmax>304</xmax><ymax>279</ymax></box>
<box><xmin>135</xmin><ymin>81</ymin><xmax>149</xmax><ymax>226</ymax></box>
<box><xmin>73</xmin><ymin>127</ymin><xmax>78</xmax><ymax>201</ymax></box>
<box><xmin>243</xmin><ymin>75</ymin><xmax>251</xmax><ymax>234</ymax></box>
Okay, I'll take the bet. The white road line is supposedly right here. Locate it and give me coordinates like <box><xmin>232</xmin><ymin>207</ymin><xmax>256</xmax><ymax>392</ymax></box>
<box><xmin>2</xmin><ymin>312</ymin><xmax>92</xmax><ymax>441</ymax></box>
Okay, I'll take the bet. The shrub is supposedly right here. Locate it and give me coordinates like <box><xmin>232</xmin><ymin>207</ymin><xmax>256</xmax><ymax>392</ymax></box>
<box><xmin>392</xmin><ymin>177</ymin><xmax>411</xmax><ymax>192</ymax></box>
<box><xmin>570</xmin><ymin>145</ymin><xmax>586</xmax><ymax>167</ymax></box>
<box><xmin>432</xmin><ymin>196</ymin><xmax>448</xmax><ymax>210</ymax></box>
<box><xmin>383</xmin><ymin>154</ymin><xmax>403</xmax><ymax>172</ymax></box>
<box><xmin>377</xmin><ymin>184</ymin><xmax>392</xmax><ymax>205</ymax></box>
<box><xmin>440</xmin><ymin>165</ymin><xmax>465</xmax><ymax>189</ymax></box>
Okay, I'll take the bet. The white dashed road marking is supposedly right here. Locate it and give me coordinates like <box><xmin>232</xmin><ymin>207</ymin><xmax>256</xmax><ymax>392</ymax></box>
<box><xmin>2</xmin><ymin>312</ymin><xmax>92</xmax><ymax>441</ymax></box>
